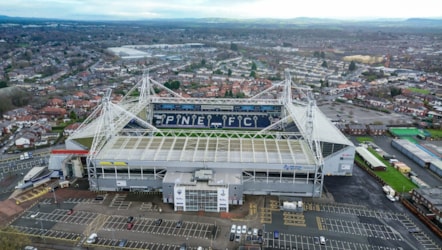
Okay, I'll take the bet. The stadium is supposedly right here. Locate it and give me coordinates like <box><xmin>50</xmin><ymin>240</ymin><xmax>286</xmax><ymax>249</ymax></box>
<box><xmin>49</xmin><ymin>70</ymin><xmax>355</xmax><ymax>212</ymax></box>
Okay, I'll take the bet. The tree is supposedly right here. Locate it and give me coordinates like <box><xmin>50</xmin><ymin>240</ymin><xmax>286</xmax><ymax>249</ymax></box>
<box><xmin>251</xmin><ymin>62</ymin><xmax>257</xmax><ymax>71</ymax></box>
<box><xmin>227</xmin><ymin>69</ymin><xmax>232</xmax><ymax>76</ymax></box>
<box><xmin>201</xmin><ymin>59</ymin><xmax>206</xmax><ymax>66</ymax></box>
<box><xmin>349</xmin><ymin>61</ymin><xmax>356</xmax><ymax>71</ymax></box>
<box><xmin>0</xmin><ymin>227</ymin><xmax>31</xmax><ymax>250</ymax></box>
<box><xmin>321</xmin><ymin>61</ymin><xmax>328</xmax><ymax>68</ymax></box>
<box><xmin>320</xmin><ymin>51</ymin><xmax>325</xmax><ymax>58</ymax></box>
<box><xmin>0</xmin><ymin>81</ymin><xmax>7</xmax><ymax>88</ymax></box>
<box><xmin>230</xmin><ymin>43</ymin><xmax>238</xmax><ymax>51</ymax></box>
<box><xmin>390</xmin><ymin>87</ymin><xmax>402</xmax><ymax>97</ymax></box>
<box><xmin>164</xmin><ymin>80</ymin><xmax>180</xmax><ymax>90</ymax></box>
<box><xmin>249</xmin><ymin>70</ymin><xmax>256</xmax><ymax>78</ymax></box>
<box><xmin>69</xmin><ymin>110</ymin><xmax>77</xmax><ymax>120</ymax></box>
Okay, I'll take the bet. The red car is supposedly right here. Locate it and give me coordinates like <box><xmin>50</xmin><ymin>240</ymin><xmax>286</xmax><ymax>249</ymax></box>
<box><xmin>67</xmin><ymin>209</ymin><xmax>74</xmax><ymax>215</ymax></box>
<box><xmin>127</xmin><ymin>222</ymin><xmax>134</xmax><ymax>230</ymax></box>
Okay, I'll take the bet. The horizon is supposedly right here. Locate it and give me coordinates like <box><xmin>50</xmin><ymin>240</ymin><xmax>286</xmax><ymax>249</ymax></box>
<box><xmin>0</xmin><ymin>0</ymin><xmax>441</xmax><ymax>21</ymax></box>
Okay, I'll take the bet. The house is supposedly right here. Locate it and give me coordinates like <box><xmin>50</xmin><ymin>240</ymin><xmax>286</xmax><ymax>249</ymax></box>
<box><xmin>347</xmin><ymin>124</ymin><xmax>367</xmax><ymax>135</ymax></box>
<box><xmin>63</xmin><ymin>123</ymin><xmax>81</xmax><ymax>136</ymax></box>
<box><xmin>411</xmin><ymin>187</ymin><xmax>442</xmax><ymax>227</ymax></box>
<box><xmin>39</xmin><ymin>107</ymin><xmax>67</xmax><ymax>118</ymax></box>
<box><xmin>15</xmin><ymin>132</ymin><xmax>38</xmax><ymax>148</ymax></box>
<box><xmin>367</xmin><ymin>124</ymin><xmax>388</xmax><ymax>136</ymax></box>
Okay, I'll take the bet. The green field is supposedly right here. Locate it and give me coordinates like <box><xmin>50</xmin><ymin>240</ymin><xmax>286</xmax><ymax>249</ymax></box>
<box><xmin>427</xmin><ymin>129</ymin><xmax>442</xmax><ymax>138</ymax></box>
<box><xmin>365</xmin><ymin>148</ymin><xmax>417</xmax><ymax>192</ymax></box>
<box><xmin>407</xmin><ymin>87</ymin><xmax>430</xmax><ymax>95</ymax></box>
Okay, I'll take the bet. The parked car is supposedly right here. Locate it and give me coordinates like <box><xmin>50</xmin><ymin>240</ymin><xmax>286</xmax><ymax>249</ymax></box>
<box><xmin>86</xmin><ymin>233</ymin><xmax>98</xmax><ymax>244</ymax></box>
<box><xmin>118</xmin><ymin>239</ymin><xmax>128</xmax><ymax>247</ymax></box>
<box><xmin>156</xmin><ymin>218</ymin><xmax>163</xmax><ymax>226</ymax></box>
<box><xmin>313</xmin><ymin>236</ymin><xmax>319</xmax><ymax>244</ymax></box>
<box><xmin>127</xmin><ymin>216</ymin><xmax>134</xmax><ymax>223</ymax></box>
<box><xmin>176</xmin><ymin>220</ymin><xmax>183</xmax><ymax>228</ymax></box>
<box><xmin>257</xmin><ymin>229</ymin><xmax>263</xmax><ymax>236</ymax></box>
<box><xmin>408</xmin><ymin>228</ymin><xmax>421</xmax><ymax>233</ymax></box>
<box><xmin>235</xmin><ymin>234</ymin><xmax>241</xmax><ymax>242</ymax></box>
<box><xmin>273</xmin><ymin>230</ymin><xmax>279</xmax><ymax>239</ymax></box>
<box><xmin>179</xmin><ymin>243</ymin><xmax>187</xmax><ymax>250</ymax></box>
<box><xmin>230</xmin><ymin>224</ymin><xmax>236</xmax><ymax>234</ymax></box>
<box><xmin>30</xmin><ymin>212</ymin><xmax>39</xmax><ymax>218</ymax></box>
<box><xmin>252</xmin><ymin>228</ymin><xmax>258</xmax><ymax>236</ymax></box>
<box><xmin>127</xmin><ymin>222</ymin><xmax>134</xmax><ymax>230</ymax></box>
<box><xmin>67</xmin><ymin>209</ymin><xmax>74</xmax><ymax>215</ymax></box>
<box><xmin>241</xmin><ymin>225</ymin><xmax>247</xmax><ymax>234</ymax></box>
<box><xmin>229</xmin><ymin>233</ymin><xmax>235</xmax><ymax>241</ymax></box>
<box><xmin>95</xmin><ymin>195</ymin><xmax>104</xmax><ymax>200</ymax></box>
<box><xmin>319</xmin><ymin>236</ymin><xmax>326</xmax><ymax>245</ymax></box>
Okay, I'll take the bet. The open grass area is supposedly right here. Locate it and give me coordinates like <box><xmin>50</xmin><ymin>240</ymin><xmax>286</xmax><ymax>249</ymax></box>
<box><xmin>355</xmin><ymin>137</ymin><xmax>374</xmax><ymax>143</ymax></box>
<box><xmin>363</xmin><ymin>148</ymin><xmax>418</xmax><ymax>193</ymax></box>
<box><xmin>407</xmin><ymin>87</ymin><xmax>430</xmax><ymax>95</ymax></box>
<box><xmin>427</xmin><ymin>129</ymin><xmax>442</xmax><ymax>138</ymax></box>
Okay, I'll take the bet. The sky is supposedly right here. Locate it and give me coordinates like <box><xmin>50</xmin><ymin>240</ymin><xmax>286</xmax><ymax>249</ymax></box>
<box><xmin>1</xmin><ymin>0</ymin><xmax>441</xmax><ymax>20</ymax></box>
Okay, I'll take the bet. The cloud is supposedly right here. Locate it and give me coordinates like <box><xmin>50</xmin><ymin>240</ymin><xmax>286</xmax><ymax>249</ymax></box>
<box><xmin>0</xmin><ymin>0</ymin><xmax>441</xmax><ymax>20</ymax></box>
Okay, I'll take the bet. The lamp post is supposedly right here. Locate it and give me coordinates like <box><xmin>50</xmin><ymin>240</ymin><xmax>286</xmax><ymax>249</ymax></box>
<box><xmin>36</xmin><ymin>219</ymin><xmax>45</xmax><ymax>243</ymax></box>
<box><xmin>52</xmin><ymin>188</ymin><xmax>57</xmax><ymax>204</ymax></box>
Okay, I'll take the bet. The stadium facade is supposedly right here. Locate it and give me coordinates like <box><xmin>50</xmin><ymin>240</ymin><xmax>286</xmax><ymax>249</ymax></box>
<box><xmin>49</xmin><ymin>70</ymin><xmax>355</xmax><ymax>212</ymax></box>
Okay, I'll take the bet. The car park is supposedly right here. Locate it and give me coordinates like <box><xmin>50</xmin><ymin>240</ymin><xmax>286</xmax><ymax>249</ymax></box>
<box><xmin>86</xmin><ymin>233</ymin><xmax>98</xmax><ymax>244</ymax></box>
<box><xmin>230</xmin><ymin>224</ymin><xmax>236</xmax><ymax>233</ymax></box>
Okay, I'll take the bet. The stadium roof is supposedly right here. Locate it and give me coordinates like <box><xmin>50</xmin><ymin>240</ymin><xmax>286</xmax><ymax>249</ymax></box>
<box><xmin>288</xmin><ymin>104</ymin><xmax>353</xmax><ymax>146</ymax></box>
<box><xmin>96</xmin><ymin>133</ymin><xmax>317</xmax><ymax>170</ymax></box>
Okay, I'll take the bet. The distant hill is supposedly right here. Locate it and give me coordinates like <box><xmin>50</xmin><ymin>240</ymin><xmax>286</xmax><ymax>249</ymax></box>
<box><xmin>0</xmin><ymin>15</ymin><xmax>441</xmax><ymax>30</ymax></box>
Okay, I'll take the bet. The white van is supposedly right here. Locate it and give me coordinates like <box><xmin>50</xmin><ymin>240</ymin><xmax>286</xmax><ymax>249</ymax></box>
<box><xmin>389</xmin><ymin>159</ymin><xmax>398</xmax><ymax>164</ymax></box>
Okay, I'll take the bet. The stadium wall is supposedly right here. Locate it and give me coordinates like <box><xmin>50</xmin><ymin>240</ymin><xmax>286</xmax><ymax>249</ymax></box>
<box><xmin>323</xmin><ymin>146</ymin><xmax>355</xmax><ymax>176</ymax></box>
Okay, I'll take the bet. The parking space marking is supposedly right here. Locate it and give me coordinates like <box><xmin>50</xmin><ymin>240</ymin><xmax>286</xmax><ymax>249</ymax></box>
<box><xmin>11</xmin><ymin>225</ymin><xmax>81</xmax><ymax>242</ymax></box>
<box><xmin>263</xmin><ymin>231</ymin><xmax>401</xmax><ymax>250</ymax></box>
<box><xmin>319</xmin><ymin>217</ymin><xmax>403</xmax><ymax>241</ymax></box>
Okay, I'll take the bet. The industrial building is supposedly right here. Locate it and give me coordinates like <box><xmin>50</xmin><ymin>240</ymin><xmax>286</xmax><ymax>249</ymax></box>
<box><xmin>49</xmin><ymin>70</ymin><xmax>355</xmax><ymax>212</ymax></box>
